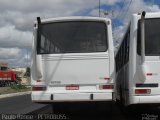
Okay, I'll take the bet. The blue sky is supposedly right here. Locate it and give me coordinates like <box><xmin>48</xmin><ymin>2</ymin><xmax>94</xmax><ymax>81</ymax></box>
<box><xmin>98</xmin><ymin>0</ymin><xmax>160</xmax><ymax>28</ymax></box>
<box><xmin>0</xmin><ymin>0</ymin><xmax>160</xmax><ymax>67</ymax></box>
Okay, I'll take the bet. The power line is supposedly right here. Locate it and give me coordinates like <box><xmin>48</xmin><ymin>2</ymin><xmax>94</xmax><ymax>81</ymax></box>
<box><xmin>122</xmin><ymin>0</ymin><xmax>133</xmax><ymax>21</ymax></box>
<box><xmin>116</xmin><ymin>0</ymin><xmax>132</xmax><ymax>41</ymax></box>
<box><xmin>152</xmin><ymin>0</ymin><xmax>155</xmax><ymax>6</ymax></box>
<box><xmin>115</xmin><ymin>0</ymin><xmax>126</xmax><ymax>21</ymax></box>
<box><xmin>113</xmin><ymin>0</ymin><xmax>126</xmax><ymax>29</ymax></box>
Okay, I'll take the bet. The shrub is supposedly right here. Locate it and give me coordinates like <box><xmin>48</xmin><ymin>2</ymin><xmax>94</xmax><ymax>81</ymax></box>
<box><xmin>10</xmin><ymin>84</ymin><xmax>27</xmax><ymax>90</ymax></box>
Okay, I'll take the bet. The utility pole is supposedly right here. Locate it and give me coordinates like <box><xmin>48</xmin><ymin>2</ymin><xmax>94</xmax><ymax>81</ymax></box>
<box><xmin>99</xmin><ymin>0</ymin><xmax>100</xmax><ymax>17</ymax></box>
<box><xmin>98</xmin><ymin>0</ymin><xmax>109</xmax><ymax>18</ymax></box>
<box><xmin>26</xmin><ymin>48</ymin><xmax>29</xmax><ymax>67</ymax></box>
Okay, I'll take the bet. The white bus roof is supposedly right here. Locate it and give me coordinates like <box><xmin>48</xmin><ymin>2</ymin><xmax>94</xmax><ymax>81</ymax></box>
<box><xmin>35</xmin><ymin>16</ymin><xmax>111</xmax><ymax>24</ymax></box>
<box><xmin>133</xmin><ymin>12</ymin><xmax>160</xmax><ymax>19</ymax></box>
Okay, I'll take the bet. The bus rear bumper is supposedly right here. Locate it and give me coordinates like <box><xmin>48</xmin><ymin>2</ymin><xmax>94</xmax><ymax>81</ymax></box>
<box><xmin>31</xmin><ymin>92</ymin><xmax>113</xmax><ymax>102</ymax></box>
<box><xmin>130</xmin><ymin>95</ymin><xmax>160</xmax><ymax>104</ymax></box>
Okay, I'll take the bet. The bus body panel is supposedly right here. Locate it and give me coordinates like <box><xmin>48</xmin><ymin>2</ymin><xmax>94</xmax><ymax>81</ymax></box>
<box><xmin>41</xmin><ymin>53</ymin><xmax>110</xmax><ymax>85</ymax></box>
<box><xmin>116</xmin><ymin>12</ymin><xmax>160</xmax><ymax>106</ymax></box>
<box><xmin>132</xmin><ymin>13</ymin><xmax>160</xmax><ymax>105</ymax></box>
<box><xmin>31</xmin><ymin>17</ymin><xmax>115</xmax><ymax>102</ymax></box>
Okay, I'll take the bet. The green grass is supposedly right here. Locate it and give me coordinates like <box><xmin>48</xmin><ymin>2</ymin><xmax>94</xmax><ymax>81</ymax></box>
<box><xmin>0</xmin><ymin>85</ymin><xmax>31</xmax><ymax>95</ymax></box>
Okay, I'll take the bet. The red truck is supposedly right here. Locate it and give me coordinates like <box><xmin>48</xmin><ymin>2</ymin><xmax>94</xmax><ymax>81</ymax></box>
<box><xmin>0</xmin><ymin>63</ymin><xmax>17</xmax><ymax>87</ymax></box>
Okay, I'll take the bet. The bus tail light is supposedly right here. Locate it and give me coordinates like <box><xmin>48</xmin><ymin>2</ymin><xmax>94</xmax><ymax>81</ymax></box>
<box><xmin>99</xmin><ymin>85</ymin><xmax>114</xmax><ymax>90</ymax></box>
<box><xmin>135</xmin><ymin>89</ymin><xmax>151</xmax><ymax>94</ymax></box>
<box><xmin>36</xmin><ymin>80</ymin><xmax>43</xmax><ymax>82</ymax></box>
<box><xmin>104</xmin><ymin>77</ymin><xmax>110</xmax><ymax>80</ymax></box>
<box><xmin>32</xmin><ymin>86</ymin><xmax>46</xmax><ymax>91</ymax></box>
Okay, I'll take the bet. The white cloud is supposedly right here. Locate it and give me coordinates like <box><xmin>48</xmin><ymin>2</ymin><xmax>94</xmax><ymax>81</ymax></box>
<box><xmin>0</xmin><ymin>0</ymin><xmax>122</xmax><ymax>67</ymax></box>
<box><xmin>101</xmin><ymin>0</ymin><xmax>121</xmax><ymax>5</ymax></box>
<box><xmin>0</xmin><ymin>47</ymin><xmax>21</xmax><ymax>59</ymax></box>
<box><xmin>89</xmin><ymin>9</ymin><xmax>102</xmax><ymax>17</ymax></box>
<box><xmin>120</xmin><ymin>0</ymin><xmax>160</xmax><ymax>23</ymax></box>
<box><xmin>113</xmin><ymin>0</ymin><xmax>160</xmax><ymax>43</ymax></box>
<box><xmin>0</xmin><ymin>0</ymin><xmax>159</xmax><ymax>67</ymax></box>
<box><xmin>113</xmin><ymin>25</ymin><xmax>126</xmax><ymax>44</ymax></box>
<box><xmin>0</xmin><ymin>48</ymin><xmax>30</xmax><ymax>68</ymax></box>
<box><xmin>0</xmin><ymin>0</ymin><xmax>122</xmax><ymax>30</ymax></box>
<box><xmin>0</xmin><ymin>25</ymin><xmax>32</xmax><ymax>48</ymax></box>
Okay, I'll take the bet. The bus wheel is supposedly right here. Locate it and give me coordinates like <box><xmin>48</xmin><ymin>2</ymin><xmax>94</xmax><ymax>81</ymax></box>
<box><xmin>119</xmin><ymin>86</ymin><xmax>124</xmax><ymax>106</ymax></box>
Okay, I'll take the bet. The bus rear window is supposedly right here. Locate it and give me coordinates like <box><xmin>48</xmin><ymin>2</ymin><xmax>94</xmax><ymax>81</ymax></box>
<box><xmin>137</xmin><ymin>18</ymin><xmax>160</xmax><ymax>56</ymax></box>
<box><xmin>37</xmin><ymin>21</ymin><xmax>108</xmax><ymax>54</ymax></box>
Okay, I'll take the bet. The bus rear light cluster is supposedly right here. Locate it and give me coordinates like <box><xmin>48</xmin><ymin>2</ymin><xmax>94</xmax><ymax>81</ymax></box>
<box><xmin>32</xmin><ymin>86</ymin><xmax>46</xmax><ymax>91</ymax></box>
<box><xmin>103</xmin><ymin>77</ymin><xmax>110</xmax><ymax>80</ymax></box>
<box><xmin>36</xmin><ymin>80</ymin><xmax>43</xmax><ymax>82</ymax></box>
<box><xmin>135</xmin><ymin>89</ymin><xmax>151</xmax><ymax>94</ymax></box>
<box><xmin>99</xmin><ymin>85</ymin><xmax>114</xmax><ymax>90</ymax></box>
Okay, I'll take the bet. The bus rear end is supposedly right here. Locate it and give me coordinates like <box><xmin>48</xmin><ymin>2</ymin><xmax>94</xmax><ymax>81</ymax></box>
<box><xmin>132</xmin><ymin>13</ymin><xmax>160</xmax><ymax>104</ymax></box>
<box><xmin>31</xmin><ymin>17</ymin><xmax>114</xmax><ymax>103</ymax></box>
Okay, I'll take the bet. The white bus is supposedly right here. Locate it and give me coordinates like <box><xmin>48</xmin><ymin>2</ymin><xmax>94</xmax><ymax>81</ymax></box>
<box><xmin>115</xmin><ymin>12</ymin><xmax>160</xmax><ymax>106</ymax></box>
<box><xmin>31</xmin><ymin>16</ymin><xmax>115</xmax><ymax>103</ymax></box>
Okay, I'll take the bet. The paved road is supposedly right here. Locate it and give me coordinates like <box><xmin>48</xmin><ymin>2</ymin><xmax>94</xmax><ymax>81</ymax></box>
<box><xmin>0</xmin><ymin>94</ymin><xmax>160</xmax><ymax>120</ymax></box>
<box><xmin>0</xmin><ymin>94</ymin><xmax>46</xmax><ymax>114</ymax></box>
<box><xmin>29</xmin><ymin>102</ymin><xmax>124</xmax><ymax>120</ymax></box>
<box><xmin>28</xmin><ymin>102</ymin><xmax>160</xmax><ymax>120</ymax></box>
